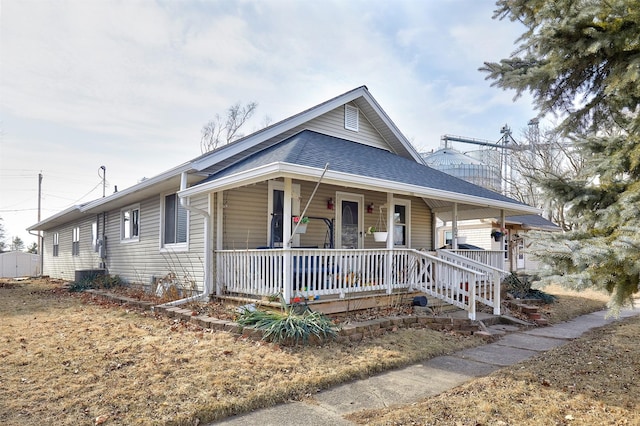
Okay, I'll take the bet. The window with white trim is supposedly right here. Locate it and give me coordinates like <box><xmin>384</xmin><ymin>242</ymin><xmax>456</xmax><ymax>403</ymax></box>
<box><xmin>92</xmin><ymin>221</ymin><xmax>98</xmax><ymax>252</ymax></box>
<box><xmin>121</xmin><ymin>205</ymin><xmax>140</xmax><ymax>242</ymax></box>
<box><xmin>163</xmin><ymin>194</ymin><xmax>188</xmax><ymax>246</ymax></box>
<box><xmin>53</xmin><ymin>232</ymin><xmax>59</xmax><ymax>257</ymax></box>
<box><xmin>393</xmin><ymin>200</ymin><xmax>411</xmax><ymax>247</ymax></box>
<box><xmin>72</xmin><ymin>227</ymin><xmax>80</xmax><ymax>256</ymax></box>
<box><xmin>345</xmin><ymin>104</ymin><xmax>359</xmax><ymax>132</ymax></box>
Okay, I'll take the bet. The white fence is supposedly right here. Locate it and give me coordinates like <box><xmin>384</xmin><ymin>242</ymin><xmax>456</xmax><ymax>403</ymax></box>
<box><xmin>216</xmin><ymin>248</ymin><xmax>500</xmax><ymax>319</ymax></box>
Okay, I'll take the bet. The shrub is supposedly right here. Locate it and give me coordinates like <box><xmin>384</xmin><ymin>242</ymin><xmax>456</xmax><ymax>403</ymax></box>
<box><xmin>503</xmin><ymin>273</ymin><xmax>556</xmax><ymax>304</ymax></box>
<box><xmin>237</xmin><ymin>302</ymin><xmax>338</xmax><ymax>345</ymax></box>
<box><xmin>69</xmin><ymin>274</ymin><xmax>124</xmax><ymax>292</ymax></box>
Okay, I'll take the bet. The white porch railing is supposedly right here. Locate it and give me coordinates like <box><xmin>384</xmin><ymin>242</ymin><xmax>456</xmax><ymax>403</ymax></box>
<box><xmin>447</xmin><ymin>249</ymin><xmax>506</xmax><ymax>271</ymax></box>
<box><xmin>216</xmin><ymin>248</ymin><xmax>494</xmax><ymax>319</ymax></box>
<box><xmin>436</xmin><ymin>249</ymin><xmax>509</xmax><ymax>315</ymax></box>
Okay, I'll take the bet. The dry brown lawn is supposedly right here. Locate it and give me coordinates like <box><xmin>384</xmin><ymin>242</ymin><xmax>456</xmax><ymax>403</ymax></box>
<box><xmin>0</xmin><ymin>278</ymin><xmax>484</xmax><ymax>426</ymax></box>
<box><xmin>0</xmin><ymin>278</ymin><xmax>624</xmax><ymax>426</ymax></box>
<box><xmin>347</xmin><ymin>285</ymin><xmax>640</xmax><ymax>426</ymax></box>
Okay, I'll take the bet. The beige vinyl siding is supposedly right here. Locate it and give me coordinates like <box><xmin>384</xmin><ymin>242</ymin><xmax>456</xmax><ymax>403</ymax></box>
<box><xmin>42</xmin><ymin>216</ymin><xmax>102</xmax><ymax>281</ymax></box>
<box><xmin>200</xmin><ymin>104</ymin><xmax>393</xmax><ymax>176</ymax></box>
<box><xmin>221</xmin><ymin>184</ymin><xmax>268</xmax><ymax>249</ymax></box>
<box><xmin>101</xmin><ymin>192</ymin><xmax>207</xmax><ymax>291</ymax></box>
<box><xmin>220</xmin><ymin>182</ymin><xmax>433</xmax><ymax>251</ymax></box>
<box><xmin>439</xmin><ymin>221</ymin><xmax>493</xmax><ymax>250</ymax></box>
<box><xmin>459</xmin><ymin>226</ymin><xmax>492</xmax><ymax>250</ymax></box>
<box><xmin>409</xmin><ymin>197</ymin><xmax>432</xmax><ymax>250</ymax></box>
<box><xmin>304</xmin><ymin>103</ymin><xmax>389</xmax><ymax>150</ymax></box>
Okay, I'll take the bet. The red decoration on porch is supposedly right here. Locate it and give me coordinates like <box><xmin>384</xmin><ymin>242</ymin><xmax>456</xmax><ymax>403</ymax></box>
<box><xmin>367</xmin><ymin>203</ymin><xmax>374</xmax><ymax>213</ymax></box>
<box><xmin>327</xmin><ymin>197</ymin><xmax>334</xmax><ymax>210</ymax></box>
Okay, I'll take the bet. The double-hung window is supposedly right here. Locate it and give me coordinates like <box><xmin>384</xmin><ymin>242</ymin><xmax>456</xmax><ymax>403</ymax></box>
<box><xmin>393</xmin><ymin>200</ymin><xmax>411</xmax><ymax>247</ymax></box>
<box><xmin>121</xmin><ymin>205</ymin><xmax>140</xmax><ymax>242</ymax></box>
<box><xmin>53</xmin><ymin>232</ymin><xmax>59</xmax><ymax>257</ymax></box>
<box><xmin>163</xmin><ymin>194</ymin><xmax>187</xmax><ymax>247</ymax></box>
<box><xmin>72</xmin><ymin>227</ymin><xmax>80</xmax><ymax>256</ymax></box>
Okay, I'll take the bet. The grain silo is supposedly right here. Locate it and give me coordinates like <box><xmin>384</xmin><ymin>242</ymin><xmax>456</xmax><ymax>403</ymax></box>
<box><xmin>422</xmin><ymin>145</ymin><xmax>502</xmax><ymax>193</ymax></box>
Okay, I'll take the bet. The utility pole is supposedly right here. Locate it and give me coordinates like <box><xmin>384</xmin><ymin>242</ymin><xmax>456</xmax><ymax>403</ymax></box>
<box><xmin>38</xmin><ymin>172</ymin><xmax>43</xmax><ymax>275</ymax></box>
<box><xmin>99</xmin><ymin>166</ymin><xmax>106</xmax><ymax>197</ymax></box>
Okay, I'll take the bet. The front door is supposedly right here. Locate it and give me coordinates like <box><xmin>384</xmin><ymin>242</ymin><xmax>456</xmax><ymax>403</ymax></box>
<box><xmin>336</xmin><ymin>192</ymin><xmax>363</xmax><ymax>249</ymax></box>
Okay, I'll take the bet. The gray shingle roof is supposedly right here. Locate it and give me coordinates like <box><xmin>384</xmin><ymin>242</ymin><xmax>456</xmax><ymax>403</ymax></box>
<box><xmin>202</xmin><ymin>130</ymin><xmax>529</xmax><ymax>206</ymax></box>
<box><xmin>506</xmin><ymin>214</ymin><xmax>561</xmax><ymax>230</ymax></box>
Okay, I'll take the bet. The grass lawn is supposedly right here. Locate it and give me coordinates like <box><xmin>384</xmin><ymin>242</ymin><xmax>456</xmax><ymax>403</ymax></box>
<box><xmin>0</xmin><ymin>278</ymin><xmax>484</xmax><ymax>426</ymax></box>
<box><xmin>0</xmin><ymin>278</ymin><xmax>622</xmax><ymax>426</ymax></box>
<box><xmin>346</xmin><ymin>285</ymin><xmax>640</xmax><ymax>426</ymax></box>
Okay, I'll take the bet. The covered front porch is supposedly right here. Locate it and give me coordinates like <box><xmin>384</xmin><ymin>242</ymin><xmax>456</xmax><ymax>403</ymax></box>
<box><xmin>216</xmin><ymin>247</ymin><xmax>506</xmax><ymax>320</ymax></box>
<box><xmin>177</xmin><ymin>130</ymin><xmax>540</xmax><ymax>319</ymax></box>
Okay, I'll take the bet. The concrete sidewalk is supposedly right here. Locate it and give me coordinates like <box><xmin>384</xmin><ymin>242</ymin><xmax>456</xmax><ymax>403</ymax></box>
<box><xmin>212</xmin><ymin>306</ymin><xmax>640</xmax><ymax>426</ymax></box>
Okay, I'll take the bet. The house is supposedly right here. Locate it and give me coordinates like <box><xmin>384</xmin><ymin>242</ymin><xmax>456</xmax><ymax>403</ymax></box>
<box><xmin>437</xmin><ymin>215</ymin><xmax>561</xmax><ymax>274</ymax></box>
<box><xmin>423</xmin><ymin>143</ymin><xmax>561</xmax><ymax>273</ymax></box>
<box><xmin>28</xmin><ymin>86</ymin><xmax>540</xmax><ymax>319</ymax></box>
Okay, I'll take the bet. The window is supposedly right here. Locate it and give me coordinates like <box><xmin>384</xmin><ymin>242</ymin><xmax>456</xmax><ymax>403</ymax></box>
<box><xmin>444</xmin><ymin>230</ymin><xmax>453</xmax><ymax>246</ymax></box>
<box><xmin>121</xmin><ymin>205</ymin><xmax>140</xmax><ymax>242</ymax></box>
<box><xmin>345</xmin><ymin>104</ymin><xmax>359</xmax><ymax>131</ymax></box>
<box><xmin>393</xmin><ymin>200</ymin><xmax>411</xmax><ymax>247</ymax></box>
<box><xmin>163</xmin><ymin>194</ymin><xmax>187</xmax><ymax>246</ymax></box>
<box><xmin>72</xmin><ymin>227</ymin><xmax>80</xmax><ymax>256</ymax></box>
<box><xmin>503</xmin><ymin>230</ymin><xmax>509</xmax><ymax>260</ymax></box>
<box><xmin>92</xmin><ymin>221</ymin><xmax>98</xmax><ymax>252</ymax></box>
<box><xmin>53</xmin><ymin>233</ymin><xmax>59</xmax><ymax>257</ymax></box>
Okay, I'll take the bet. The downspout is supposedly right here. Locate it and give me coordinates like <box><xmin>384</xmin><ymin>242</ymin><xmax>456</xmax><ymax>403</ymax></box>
<box><xmin>161</xmin><ymin>172</ymin><xmax>212</xmax><ymax>307</ymax></box>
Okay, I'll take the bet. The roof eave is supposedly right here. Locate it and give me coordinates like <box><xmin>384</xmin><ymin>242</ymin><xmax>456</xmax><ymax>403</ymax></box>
<box><xmin>179</xmin><ymin>162</ymin><xmax>540</xmax><ymax>216</ymax></box>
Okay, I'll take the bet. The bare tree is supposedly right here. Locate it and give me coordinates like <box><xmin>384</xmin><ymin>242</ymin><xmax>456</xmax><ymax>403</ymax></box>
<box><xmin>200</xmin><ymin>102</ymin><xmax>258</xmax><ymax>153</ymax></box>
<box><xmin>504</xmin><ymin>123</ymin><xmax>585</xmax><ymax>231</ymax></box>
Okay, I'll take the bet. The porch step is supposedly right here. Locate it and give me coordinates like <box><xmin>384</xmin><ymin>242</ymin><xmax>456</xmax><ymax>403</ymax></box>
<box><xmin>506</xmin><ymin>299</ymin><xmax>550</xmax><ymax>326</ymax></box>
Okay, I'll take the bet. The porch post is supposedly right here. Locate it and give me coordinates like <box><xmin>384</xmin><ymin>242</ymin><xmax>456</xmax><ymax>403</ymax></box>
<box><xmin>500</xmin><ymin>209</ymin><xmax>506</xmax><ymax>271</ymax></box>
<box><xmin>452</xmin><ymin>203</ymin><xmax>458</xmax><ymax>250</ymax></box>
<box><xmin>386</xmin><ymin>193</ymin><xmax>394</xmax><ymax>294</ymax></box>
<box><xmin>216</xmin><ymin>191</ymin><xmax>224</xmax><ymax>296</ymax></box>
<box><xmin>283</xmin><ymin>178</ymin><xmax>293</xmax><ymax>302</ymax></box>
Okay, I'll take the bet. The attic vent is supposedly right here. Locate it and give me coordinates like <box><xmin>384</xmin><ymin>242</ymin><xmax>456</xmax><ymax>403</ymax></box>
<box><xmin>345</xmin><ymin>104</ymin><xmax>359</xmax><ymax>132</ymax></box>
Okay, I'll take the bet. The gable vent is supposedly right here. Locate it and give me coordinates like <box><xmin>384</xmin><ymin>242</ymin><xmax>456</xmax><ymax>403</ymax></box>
<box><xmin>345</xmin><ymin>104</ymin><xmax>359</xmax><ymax>132</ymax></box>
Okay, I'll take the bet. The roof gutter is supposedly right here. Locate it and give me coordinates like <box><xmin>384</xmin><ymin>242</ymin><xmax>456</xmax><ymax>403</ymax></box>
<box><xmin>160</xmin><ymin>172</ymin><xmax>212</xmax><ymax>307</ymax></box>
<box><xmin>180</xmin><ymin>162</ymin><xmax>541</xmax><ymax>215</ymax></box>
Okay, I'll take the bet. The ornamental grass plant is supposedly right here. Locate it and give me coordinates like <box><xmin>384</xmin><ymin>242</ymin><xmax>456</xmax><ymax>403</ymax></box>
<box><xmin>236</xmin><ymin>298</ymin><xmax>338</xmax><ymax>345</ymax></box>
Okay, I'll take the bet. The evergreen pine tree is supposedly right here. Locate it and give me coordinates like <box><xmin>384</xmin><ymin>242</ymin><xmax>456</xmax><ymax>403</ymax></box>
<box><xmin>481</xmin><ymin>0</ymin><xmax>640</xmax><ymax>312</ymax></box>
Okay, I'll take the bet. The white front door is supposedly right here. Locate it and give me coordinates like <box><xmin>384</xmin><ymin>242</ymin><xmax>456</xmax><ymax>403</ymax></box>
<box><xmin>336</xmin><ymin>192</ymin><xmax>364</xmax><ymax>249</ymax></box>
<box><xmin>267</xmin><ymin>181</ymin><xmax>300</xmax><ymax>247</ymax></box>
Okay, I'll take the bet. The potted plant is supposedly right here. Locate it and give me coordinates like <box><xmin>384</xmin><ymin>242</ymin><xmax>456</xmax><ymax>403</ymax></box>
<box><xmin>491</xmin><ymin>229</ymin><xmax>505</xmax><ymax>242</ymax></box>
<box><xmin>368</xmin><ymin>208</ymin><xmax>388</xmax><ymax>242</ymax></box>
<box><xmin>293</xmin><ymin>216</ymin><xmax>309</xmax><ymax>234</ymax></box>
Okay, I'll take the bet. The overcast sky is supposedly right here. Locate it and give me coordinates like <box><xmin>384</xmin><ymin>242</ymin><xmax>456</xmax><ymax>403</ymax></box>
<box><xmin>0</xmin><ymin>0</ymin><xmax>537</xmax><ymax>247</ymax></box>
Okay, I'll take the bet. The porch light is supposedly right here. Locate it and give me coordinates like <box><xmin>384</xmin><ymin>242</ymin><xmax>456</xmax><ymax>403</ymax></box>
<box><xmin>367</xmin><ymin>203</ymin><xmax>374</xmax><ymax>214</ymax></box>
<box><xmin>327</xmin><ymin>197</ymin><xmax>334</xmax><ymax>210</ymax></box>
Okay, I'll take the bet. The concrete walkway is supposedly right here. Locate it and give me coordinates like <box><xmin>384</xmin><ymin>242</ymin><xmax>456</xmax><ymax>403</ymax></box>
<box><xmin>212</xmin><ymin>305</ymin><xmax>640</xmax><ymax>426</ymax></box>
